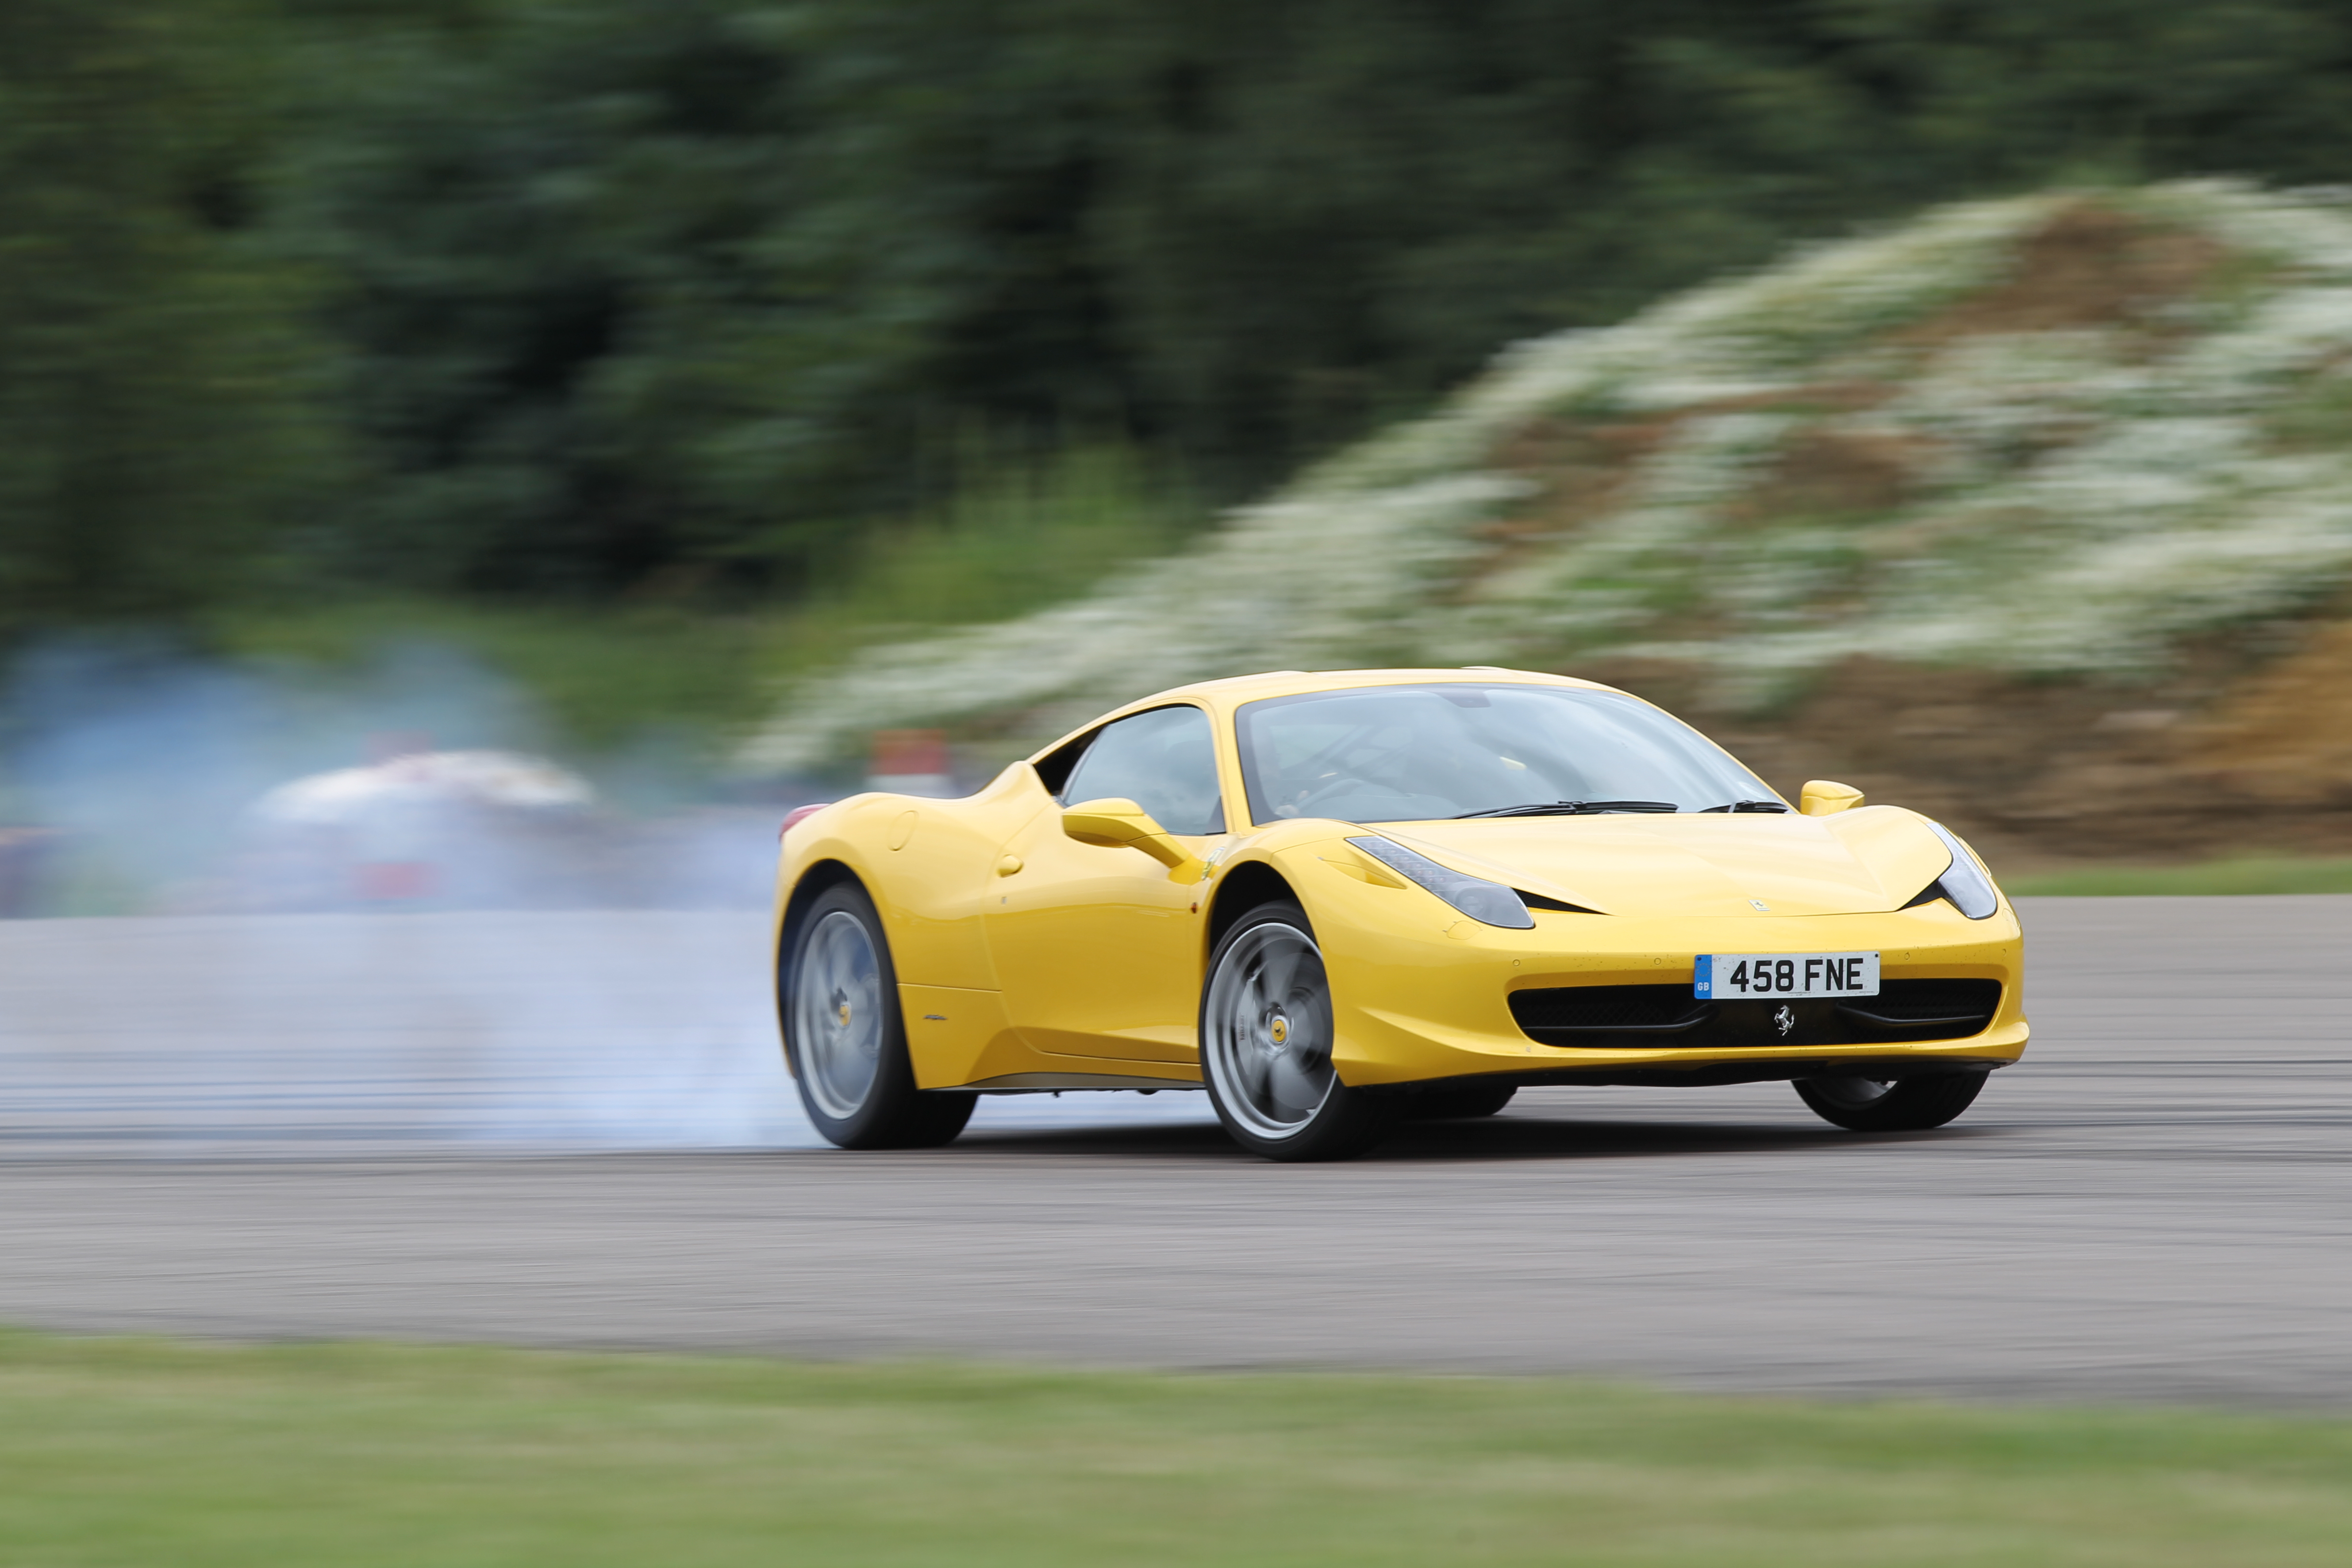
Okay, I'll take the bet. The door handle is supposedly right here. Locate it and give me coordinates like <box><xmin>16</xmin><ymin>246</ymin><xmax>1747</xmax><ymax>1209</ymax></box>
<box><xmin>995</xmin><ymin>854</ymin><xmax>1024</xmax><ymax>877</ymax></box>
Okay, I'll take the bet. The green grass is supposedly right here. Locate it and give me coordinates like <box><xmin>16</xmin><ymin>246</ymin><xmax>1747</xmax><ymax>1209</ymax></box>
<box><xmin>786</xmin><ymin>440</ymin><xmax>1194</xmax><ymax>654</ymax></box>
<box><xmin>215</xmin><ymin>441</ymin><xmax>1195</xmax><ymax>758</ymax></box>
<box><xmin>215</xmin><ymin>597</ymin><xmax>783</xmax><ymax>754</ymax></box>
<box><xmin>6</xmin><ymin>1332</ymin><xmax>2352</xmax><ymax>1566</ymax></box>
<box><xmin>2008</xmin><ymin>856</ymin><xmax>2352</xmax><ymax>896</ymax></box>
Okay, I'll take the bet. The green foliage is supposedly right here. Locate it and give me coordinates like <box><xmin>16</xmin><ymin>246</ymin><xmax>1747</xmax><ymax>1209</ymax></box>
<box><xmin>778</xmin><ymin>438</ymin><xmax>1192</xmax><ymax>651</ymax></box>
<box><xmin>27</xmin><ymin>0</ymin><xmax>2352</xmax><ymax>625</ymax></box>
<box><xmin>0</xmin><ymin>0</ymin><xmax>342</xmax><ymax>635</ymax></box>
<box><xmin>6</xmin><ymin>1331</ymin><xmax>2352</xmax><ymax>1565</ymax></box>
<box><xmin>217</xmin><ymin>437</ymin><xmax>1187</xmax><ymax>751</ymax></box>
<box><xmin>251</xmin><ymin>0</ymin><xmax>2352</xmax><ymax>602</ymax></box>
<box><xmin>215</xmin><ymin>598</ymin><xmax>774</xmax><ymax>753</ymax></box>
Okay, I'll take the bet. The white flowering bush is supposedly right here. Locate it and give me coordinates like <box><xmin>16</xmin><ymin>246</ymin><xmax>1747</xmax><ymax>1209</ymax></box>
<box><xmin>742</xmin><ymin>182</ymin><xmax>2352</xmax><ymax>772</ymax></box>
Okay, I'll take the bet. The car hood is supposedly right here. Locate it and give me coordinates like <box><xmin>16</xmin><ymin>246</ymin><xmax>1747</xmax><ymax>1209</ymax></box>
<box><xmin>1370</xmin><ymin>807</ymin><xmax>1956</xmax><ymax>918</ymax></box>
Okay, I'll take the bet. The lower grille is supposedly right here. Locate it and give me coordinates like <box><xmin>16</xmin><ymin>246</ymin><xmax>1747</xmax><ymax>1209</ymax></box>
<box><xmin>1508</xmin><ymin>978</ymin><xmax>2002</xmax><ymax>1050</ymax></box>
<box><xmin>1508</xmin><ymin>987</ymin><xmax>1711</xmax><ymax>1033</ymax></box>
<box><xmin>1835</xmin><ymin>979</ymin><xmax>2005</xmax><ymax>1029</ymax></box>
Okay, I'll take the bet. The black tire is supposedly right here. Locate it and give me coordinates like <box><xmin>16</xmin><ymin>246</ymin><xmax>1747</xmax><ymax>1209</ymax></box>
<box><xmin>1403</xmin><ymin>1080</ymin><xmax>1519</xmax><ymax>1120</ymax></box>
<box><xmin>1793</xmin><ymin>1071</ymin><xmax>1987</xmax><ymax>1132</ymax></box>
<box><xmin>1198</xmin><ymin>900</ymin><xmax>1399</xmax><ymax>1161</ymax></box>
<box><xmin>781</xmin><ymin>880</ymin><xmax>976</xmax><ymax>1149</ymax></box>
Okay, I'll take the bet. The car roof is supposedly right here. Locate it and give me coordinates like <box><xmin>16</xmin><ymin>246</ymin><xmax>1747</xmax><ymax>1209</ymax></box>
<box><xmin>1027</xmin><ymin>667</ymin><xmax>1621</xmax><ymax>760</ymax></box>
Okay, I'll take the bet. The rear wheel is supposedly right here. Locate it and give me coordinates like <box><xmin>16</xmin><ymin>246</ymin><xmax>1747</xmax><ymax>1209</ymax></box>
<box><xmin>1794</xmin><ymin>1071</ymin><xmax>1986</xmax><ymax>1132</ymax></box>
<box><xmin>1200</xmin><ymin>902</ymin><xmax>1398</xmax><ymax>1162</ymax></box>
<box><xmin>783</xmin><ymin>881</ymin><xmax>975</xmax><ymax>1149</ymax></box>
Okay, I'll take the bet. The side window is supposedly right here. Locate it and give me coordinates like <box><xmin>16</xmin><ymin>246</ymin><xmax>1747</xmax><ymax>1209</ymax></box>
<box><xmin>1059</xmin><ymin>705</ymin><xmax>1226</xmax><ymax>835</ymax></box>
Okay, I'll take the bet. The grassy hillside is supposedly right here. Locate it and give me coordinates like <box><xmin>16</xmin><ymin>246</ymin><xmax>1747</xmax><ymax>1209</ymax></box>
<box><xmin>741</xmin><ymin>183</ymin><xmax>2352</xmax><ymax>865</ymax></box>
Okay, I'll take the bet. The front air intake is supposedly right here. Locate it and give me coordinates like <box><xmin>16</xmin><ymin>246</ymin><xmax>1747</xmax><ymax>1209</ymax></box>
<box><xmin>1508</xmin><ymin>979</ymin><xmax>2001</xmax><ymax>1049</ymax></box>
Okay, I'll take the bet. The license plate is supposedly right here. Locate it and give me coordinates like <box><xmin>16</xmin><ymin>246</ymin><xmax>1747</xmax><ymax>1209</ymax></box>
<box><xmin>1695</xmin><ymin>952</ymin><xmax>1878</xmax><ymax>1000</ymax></box>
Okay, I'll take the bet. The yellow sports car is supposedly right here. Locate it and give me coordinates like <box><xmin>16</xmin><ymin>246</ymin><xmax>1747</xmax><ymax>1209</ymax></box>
<box><xmin>773</xmin><ymin>669</ymin><xmax>2026</xmax><ymax>1160</ymax></box>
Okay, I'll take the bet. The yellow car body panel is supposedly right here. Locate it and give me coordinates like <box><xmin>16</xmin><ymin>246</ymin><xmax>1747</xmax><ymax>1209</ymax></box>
<box><xmin>983</xmin><ymin>802</ymin><xmax>1216</xmax><ymax>1064</ymax></box>
<box><xmin>773</xmin><ymin>668</ymin><xmax>2027</xmax><ymax>1096</ymax></box>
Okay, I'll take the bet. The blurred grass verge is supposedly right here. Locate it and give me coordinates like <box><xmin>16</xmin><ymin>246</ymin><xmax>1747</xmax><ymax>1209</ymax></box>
<box><xmin>4</xmin><ymin>1331</ymin><xmax>2350</xmax><ymax>1566</ymax></box>
<box><xmin>211</xmin><ymin>441</ymin><xmax>1192</xmax><ymax>757</ymax></box>
<box><xmin>2010</xmin><ymin>858</ymin><xmax>2352</xmax><ymax>896</ymax></box>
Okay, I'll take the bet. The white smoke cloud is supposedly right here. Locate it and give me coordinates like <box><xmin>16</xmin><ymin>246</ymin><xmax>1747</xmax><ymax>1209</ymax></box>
<box><xmin>0</xmin><ymin>637</ymin><xmax>784</xmax><ymax>915</ymax></box>
<box><xmin>0</xmin><ymin>637</ymin><xmax>1217</xmax><ymax>1151</ymax></box>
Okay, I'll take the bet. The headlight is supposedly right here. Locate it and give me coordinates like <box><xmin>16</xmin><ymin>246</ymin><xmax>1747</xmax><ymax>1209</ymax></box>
<box><xmin>1348</xmin><ymin>836</ymin><xmax>1533</xmax><ymax>929</ymax></box>
<box><xmin>1923</xmin><ymin>821</ymin><xmax>2000</xmax><ymax>919</ymax></box>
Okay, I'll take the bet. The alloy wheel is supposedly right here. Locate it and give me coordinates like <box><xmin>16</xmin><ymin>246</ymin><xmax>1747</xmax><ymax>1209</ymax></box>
<box><xmin>793</xmin><ymin>908</ymin><xmax>885</xmax><ymax>1120</ymax></box>
<box><xmin>1202</xmin><ymin>920</ymin><xmax>1336</xmax><ymax>1140</ymax></box>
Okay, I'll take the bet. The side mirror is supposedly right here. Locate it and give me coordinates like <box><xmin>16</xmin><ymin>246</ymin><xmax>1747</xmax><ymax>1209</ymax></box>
<box><xmin>1799</xmin><ymin>779</ymin><xmax>1865</xmax><ymax>817</ymax></box>
<box><xmin>1062</xmin><ymin>797</ymin><xmax>1200</xmax><ymax>877</ymax></box>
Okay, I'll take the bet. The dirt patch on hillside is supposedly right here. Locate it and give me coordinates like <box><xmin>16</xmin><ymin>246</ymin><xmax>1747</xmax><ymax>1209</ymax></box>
<box><xmin>1898</xmin><ymin>200</ymin><xmax>2226</xmax><ymax>348</ymax></box>
<box><xmin>1467</xmin><ymin>201</ymin><xmax>2224</xmax><ymax>591</ymax></box>
<box><xmin>1733</xmin><ymin>426</ymin><xmax>1932</xmax><ymax>526</ymax></box>
<box><xmin>2176</xmin><ymin>622</ymin><xmax>2352</xmax><ymax>801</ymax></box>
<box><xmin>1471</xmin><ymin>417</ymin><xmax>1670</xmax><ymax>551</ymax></box>
<box><xmin>1572</xmin><ymin>615</ymin><xmax>2352</xmax><ymax>874</ymax></box>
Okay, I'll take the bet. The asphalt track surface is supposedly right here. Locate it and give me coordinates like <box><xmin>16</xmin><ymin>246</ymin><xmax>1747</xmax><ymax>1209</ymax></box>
<box><xmin>1</xmin><ymin>896</ymin><xmax>2347</xmax><ymax>1404</ymax></box>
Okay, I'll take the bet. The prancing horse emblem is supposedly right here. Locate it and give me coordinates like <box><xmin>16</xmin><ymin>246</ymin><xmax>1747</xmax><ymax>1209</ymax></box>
<box><xmin>1773</xmin><ymin>1004</ymin><xmax>1796</xmax><ymax>1038</ymax></box>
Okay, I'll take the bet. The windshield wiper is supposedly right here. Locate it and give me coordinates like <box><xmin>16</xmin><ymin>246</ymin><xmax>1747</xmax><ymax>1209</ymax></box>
<box><xmin>1453</xmin><ymin>799</ymin><xmax>1679</xmax><ymax>819</ymax></box>
<box><xmin>1698</xmin><ymin>799</ymin><xmax>1791</xmax><ymax>814</ymax></box>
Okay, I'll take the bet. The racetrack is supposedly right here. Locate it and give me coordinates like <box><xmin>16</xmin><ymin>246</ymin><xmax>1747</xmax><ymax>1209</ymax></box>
<box><xmin>1</xmin><ymin>897</ymin><xmax>2347</xmax><ymax>1404</ymax></box>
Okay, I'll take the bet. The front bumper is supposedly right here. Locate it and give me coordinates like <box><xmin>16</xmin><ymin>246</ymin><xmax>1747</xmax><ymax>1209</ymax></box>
<box><xmin>1311</xmin><ymin>882</ymin><xmax>2027</xmax><ymax>1088</ymax></box>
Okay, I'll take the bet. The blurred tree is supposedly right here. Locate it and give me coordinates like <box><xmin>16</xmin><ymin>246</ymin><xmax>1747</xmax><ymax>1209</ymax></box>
<box><xmin>270</xmin><ymin>0</ymin><xmax>1138</xmax><ymax>596</ymax></box>
<box><xmin>278</xmin><ymin>0</ymin><xmax>2352</xmax><ymax>602</ymax></box>
<box><xmin>23</xmin><ymin>0</ymin><xmax>2352</xmax><ymax>614</ymax></box>
<box><xmin>0</xmin><ymin>0</ymin><xmax>341</xmax><ymax>636</ymax></box>
<box><xmin>1084</xmin><ymin>0</ymin><xmax>2352</xmax><ymax>473</ymax></box>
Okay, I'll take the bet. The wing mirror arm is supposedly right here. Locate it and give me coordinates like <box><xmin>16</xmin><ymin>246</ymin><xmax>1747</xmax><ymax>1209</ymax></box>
<box><xmin>1061</xmin><ymin>798</ymin><xmax>1203</xmax><ymax>881</ymax></box>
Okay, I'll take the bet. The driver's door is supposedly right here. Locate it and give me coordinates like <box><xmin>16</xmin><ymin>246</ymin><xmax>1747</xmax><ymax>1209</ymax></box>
<box><xmin>983</xmin><ymin>705</ymin><xmax>1229</xmax><ymax>1064</ymax></box>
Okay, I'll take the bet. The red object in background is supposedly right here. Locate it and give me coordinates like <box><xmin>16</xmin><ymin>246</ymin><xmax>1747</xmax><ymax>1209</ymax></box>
<box><xmin>356</xmin><ymin>861</ymin><xmax>434</xmax><ymax>901</ymax></box>
<box><xmin>779</xmin><ymin>803</ymin><xmax>830</xmax><ymax>840</ymax></box>
<box><xmin>869</xmin><ymin>729</ymin><xmax>948</xmax><ymax>778</ymax></box>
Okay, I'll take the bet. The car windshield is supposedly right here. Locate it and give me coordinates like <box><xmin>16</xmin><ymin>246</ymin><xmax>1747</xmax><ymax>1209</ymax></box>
<box><xmin>1234</xmin><ymin>683</ymin><xmax>1774</xmax><ymax>824</ymax></box>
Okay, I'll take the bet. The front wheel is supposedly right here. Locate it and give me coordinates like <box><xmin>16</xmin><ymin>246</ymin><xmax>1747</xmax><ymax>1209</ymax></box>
<box><xmin>783</xmin><ymin>881</ymin><xmax>975</xmax><ymax>1149</ymax></box>
<box><xmin>1794</xmin><ymin>1071</ymin><xmax>1986</xmax><ymax>1132</ymax></box>
<box><xmin>1199</xmin><ymin>902</ymin><xmax>1398</xmax><ymax>1162</ymax></box>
